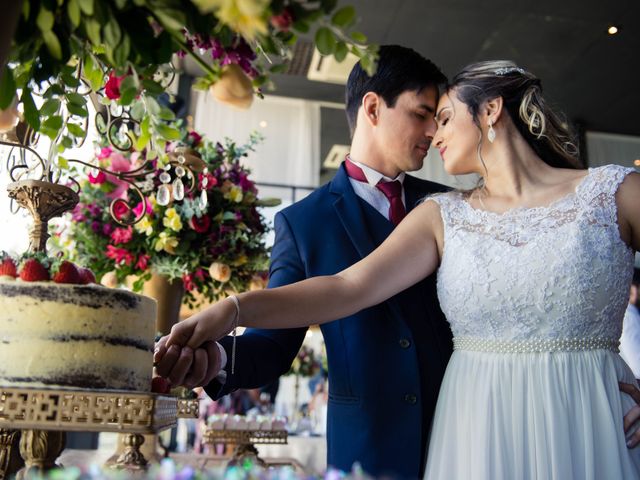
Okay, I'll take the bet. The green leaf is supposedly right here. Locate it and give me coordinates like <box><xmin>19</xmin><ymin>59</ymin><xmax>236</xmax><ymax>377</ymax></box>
<box><xmin>331</xmin><ymin>6</ymin><xmax>355</xmax><ymax>27</ymax></box>
<box><xmin>145</xmin><ymin>96</ymin><xmax>161</xmax><ymax>116</ymax></box>
<box><xmin>83</xmin><ymin>54</ymin><xmax>104</xmax><ymax>92</ymax></box>
<box><xmin>84</xmin><ymin>18</ymin><xmax>102</xmax><ymax>46</ymax></box>
<box><xmin>77</xmin><ymin>0</ymin><xmax>94</xmax><ymax>15</ymax></box>
<box><xmin>130</xmin><ymin>100</ymin><xmax>145</xmax><ymax>121</ymax></box>
<box><xmin>315</xmin><ymin>27</ymin><xmax>336</xmax><ymax>56</ymax></box>
<box><xmin>43</xmin><ymin>30</ymin><xmax>63</xmax><ymax>60</ymax></box>
<box><xmin>58</xmin><ymin>156</ymin><xmax>69</xmax><ymax>169</ymax></box>
<box><xmin>44</xmin><ymin>84</ymin><xmax>65</xmax><ymax>98</ymax></box>
<box><xmin>334</xmin><ymin>41</ymin><xmax>349</xmax><ymax>62</ymax></box>
<box><xmin>40</xmin><ymin>98</ymin><xmax>61</xmax><ymax>116</ymax></box>
<box><xmin>21</xmin><ymin>89</ymin><xmax>40</xmax><ymax>131</ymax></box>
<box><xmin>22</xmin><ymin>0</ymin><xmax>29</xmax><ymax>19</ymax></box>
<box><xmin>292</xmin><ymin>20</ymin><xmax>309</xmax><ymax>33</ymax></box>
<box><xmin>103</xmin><ymin>17</ymin><xmax>122</xmax><ymax>50</ymax></box>
<box><xmin>114</xmin><ymin>0</ymin><xmax>127</xmax><ymax>9</ymax></box>
<box><xmin>60</xmin><ymin>136</ymin><xmax>74</xmax><ymax>149</ymax></box>
<box><xmin>118</xmin><ymin>75</ymin><xmax>138</xmax><ymax>105</ymax></box>
<box><xmin>42</xmin><ymin>115</ymin><xmax>63</xmax><ymax>131</ymax></box>
<box><xmin>67</xmin><ymin>102</ymin><xmax>88</xmax><ymax>117</ymax></box>
<box><xmin>140</xmin><ymin>115</ymin><xmax>150</xmax><ymax>137</ymax></box>
<box><xmin>67</xmin><ymin>0</ymin><xmax>81</xmax><ymax>28</ymax></box>
<box><xmin>113</xmin><ymin>33</ymin><xmax>130</xmax><ymax>66</ymax></box>
<box><xmin>320</xmin><ymin>0</ymin><xmax>338</xmax><ymax>14</ymax></box>
<box><xmin>141</xmin><ymin>79</ymin><xmax>164</xmax><ymax>95</ymax></box>
<box><xmin>155</xmin><ymin>123</ymin><xmax>181</xmax><ymax>141</ymax></box>
<box><xmin>350</xmin><ymin>31</ymin><xmax>367</xmax><ymax>44</ymax></box>
<box><xmin>0</xmin><ymin>66</ymin><xmax>16</xmax><ymax>110</ymax></box>
<box><xmin>66</xmin><ymin>92</ymin><xmax>86</xmax><ymax>106</ymax></box>
<box><xmin>158</xmin><ymin>107</ymin><xmax>175</xmax><ymax>121</ymax></box>
<box><xmin>67</xmin><ymin>123</ymin><xmax>85</xmax><ymax>137</ymax></box>
<box><xmin>154</xmin><ymin>8</ymin><xmax>187</xmax><ymax>32</ymax></box>
<box><xmin>36</xmin><ymin>7</ymin><xmax>55</xmax><ymax>32</ymax></box>
<box><xmin>269</xmin><ymin>63</ymin><xmax>289</xmax><ymax>74</ymax></box>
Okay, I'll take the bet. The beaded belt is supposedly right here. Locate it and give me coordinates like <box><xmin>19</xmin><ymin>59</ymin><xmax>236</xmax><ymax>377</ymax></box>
<box><xmin>453</xmin><ymin>336</ymin><xmax>620</xmax><ymax>354</ymax></box>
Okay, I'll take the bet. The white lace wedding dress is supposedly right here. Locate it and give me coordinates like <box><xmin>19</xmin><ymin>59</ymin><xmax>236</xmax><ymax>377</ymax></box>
<box><xmin>424</xmin><ymin>164</ymin><xmax>640</xmax><ymax>479</ymax></box>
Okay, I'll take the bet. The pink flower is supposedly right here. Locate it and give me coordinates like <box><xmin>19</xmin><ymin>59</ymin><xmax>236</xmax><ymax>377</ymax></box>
<box><xmin>135</xmin><ymin>254</ymin><xmax>150</xmax><ymax>271</ymax></box>
<box><xmin>97</xmin><ymin>147</ymin><xmax>113</xmax><ymax>159</ymax></box>
<box><xmin>105</xmin><ymin>71</ymin><xmax>126</xmax><ymax>100</ymax></box>
<box><xmin>195</xmin><ymin>268</ymin><xmax>206</xmax><ymax>281</ymax></box>
<box><xmin>270</xmin><ymin>8</ymin><xmax>294</xmax><ymax>31</ymax></box>
<box><xmin>104</xmin><ymin>152</ymin><xmax>132</xmax><ymax>199</ymax></box>
<box><xmin>88</xmin><ymin>170</ymin><xmax>106</xmax><ymax>184</ymax></box>
<box><xmin>188</xmin><ymin>215</ymin><xmax>211</xmax><ymax>233</ymax></box>
<box><xmin>112</xmin><ymin>201</ymin><xmax>129</xmax><ymax>220</ymax></box>
<box><xmin>110</xmin><ymin>226</ymin><xmax>133</xmax><ymax>244</ymax></box>
<box><xmin>188</xmin><ymin>131</ymin><xmax>203</xmax><ymax>147</ymax></box>
<box><xmin>71</xmin><ymin>204</ymin><xmax>86</xmax><ymax>222</ymax></box>
<box><xmin>182</xmin><ymin>273</ymin><xmax>196</xmax><ymax>292</ymax></box>
<box><xmin>238</xmin><ymin>171</ymin><xmax>256</xmax><ymax>193</ymax></box>
<box><xmin>199</xmin><ymin>173</ymin><xmax>218</xmax><ymax>190</ymax></box>
<box><xmin>133</xmin><ymin>198</ymin><xmax>153</xmax><ymax>217</ymax></box>
<box><xmin>106</xmin><ymin>245</ymin><xmax>134</xmax><ymax>266</ymax></box>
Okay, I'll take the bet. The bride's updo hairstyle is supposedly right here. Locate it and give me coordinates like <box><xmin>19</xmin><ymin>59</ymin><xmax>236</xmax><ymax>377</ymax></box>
<box><xmin>448</xmin><ymin>60</ymin><xmax>581</xmax><ymax>169</ymax></box>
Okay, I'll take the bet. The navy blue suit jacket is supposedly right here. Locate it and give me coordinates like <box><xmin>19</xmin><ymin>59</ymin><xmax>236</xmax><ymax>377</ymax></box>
<box><xmin>207</xmin><ymin>164</ymin><xmax>452</xmax><ymax>478</ymax></box>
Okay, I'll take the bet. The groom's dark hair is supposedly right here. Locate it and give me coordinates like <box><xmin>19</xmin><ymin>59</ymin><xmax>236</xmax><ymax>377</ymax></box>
<box><xmin>345</xmin><ymin>45</ymin><xmax>447</xmax><ymax>135</ymax></box>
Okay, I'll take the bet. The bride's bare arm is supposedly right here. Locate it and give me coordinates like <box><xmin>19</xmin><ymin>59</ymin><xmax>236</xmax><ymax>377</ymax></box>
<box><xmin>166</xmin><ymin>199</ymin><xmax>444</xmax><ymax>350</ymax></box>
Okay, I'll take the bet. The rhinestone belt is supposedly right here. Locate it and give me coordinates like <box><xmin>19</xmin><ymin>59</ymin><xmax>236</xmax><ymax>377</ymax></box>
<box><xmin>453</xmin><ymin>336</ymin><xmax>619</xmax><ymax>354</ymax></box>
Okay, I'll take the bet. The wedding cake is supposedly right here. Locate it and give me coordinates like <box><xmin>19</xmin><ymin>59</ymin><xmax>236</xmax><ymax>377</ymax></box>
<box><xmin>0</xmin><ymin>277</ymin><xmax>156</xmax><ymax>392</ymax></box>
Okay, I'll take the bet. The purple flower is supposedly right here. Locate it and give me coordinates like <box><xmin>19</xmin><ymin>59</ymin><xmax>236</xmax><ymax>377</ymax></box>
<box><xmin>91</xmin><ymin>221</ymin><xmax>101</xmax><ymax>233</ymax></box>
<box><xmin>102</xmin><ymin>223</ymin><xmax>114</xmax><ymax>236</ymax></box>
<box><xmin>87</xmin><ymin>203</ymin><xmax>102</xmax><ymax>217</ymax></box>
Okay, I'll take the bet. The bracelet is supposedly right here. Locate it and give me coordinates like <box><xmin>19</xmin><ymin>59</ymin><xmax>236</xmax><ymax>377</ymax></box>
<box><xmin>228</xmin><ymin>295</ymin><xmax>240</xmax><ymax>375</ymax></box>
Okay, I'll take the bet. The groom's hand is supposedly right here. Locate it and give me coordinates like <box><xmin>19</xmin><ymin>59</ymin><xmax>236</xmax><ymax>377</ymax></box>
<box><xmin>620</xmin><ymin>382</ymin><xmax>640</xmax><ymax>448</ymax></box>
<box><xmin>155</xmin><ymin>336</ymin><xmax>222</xmax><ymax>388</ymax></box>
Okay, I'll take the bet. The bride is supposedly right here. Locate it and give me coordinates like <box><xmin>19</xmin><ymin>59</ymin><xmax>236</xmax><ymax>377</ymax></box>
<box><xmin>159</xmin><ymin>61</ymin><xmax>640</xmax><ymax>478</ymax></box>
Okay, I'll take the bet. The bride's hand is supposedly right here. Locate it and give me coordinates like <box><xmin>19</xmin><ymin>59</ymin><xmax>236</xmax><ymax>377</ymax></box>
<box><xmin>166</xmin><ymin>296</ymin><xmax>238</xmax><ymax>350</ymax></box>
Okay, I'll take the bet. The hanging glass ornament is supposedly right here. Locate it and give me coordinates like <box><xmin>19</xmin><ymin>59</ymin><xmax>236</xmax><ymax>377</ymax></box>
<box><xmin>173</xmin><ymin>178</ymin><xmax>185</xmax><ymax>201</ymax></box>
<box><xmin>156</xmin><ymin>184</ymin><xmax>171</xmax><ymax>206</ymax></box>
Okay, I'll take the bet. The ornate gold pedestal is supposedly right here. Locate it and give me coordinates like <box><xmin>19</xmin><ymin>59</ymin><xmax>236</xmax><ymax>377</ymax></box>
<box><xmin>202</xmin><ymin>429</ymin><xmax>288</xmax><ymax>466</ymax></box>
<box><xmin>0</xmin><ymin>387</ymin><xmax>197</xmax><ymax>477</ymax></box>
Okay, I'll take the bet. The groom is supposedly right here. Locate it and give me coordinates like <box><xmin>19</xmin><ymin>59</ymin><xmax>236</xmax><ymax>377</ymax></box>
<box><xmin>157</xmin><ymin>45</ymin><xmax>453</xmax><ymax>478</ymax></box>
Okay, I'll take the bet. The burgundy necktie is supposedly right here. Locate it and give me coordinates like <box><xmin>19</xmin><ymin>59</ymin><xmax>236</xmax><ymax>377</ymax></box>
<box><xmin>344</xmin><ymin>158</ymin><xmax>406</xmax><ymax>226</ymax></box>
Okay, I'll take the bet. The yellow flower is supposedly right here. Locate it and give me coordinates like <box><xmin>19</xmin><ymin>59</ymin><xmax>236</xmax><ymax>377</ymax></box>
<box><xmin>231</xmin><ymin>254</ymin><xmax>248</xmax><ymax>266</ymax></box>
<box><xmin>225</xmin><ymin>186</ymin><xmax>244</xmax><ymax>203</ymax></box>
<box><xmin>154</xmin><ymin>232</ymin><xmax>179</xmax><ymax>254</ymax></box>
<box><xmin>134</xmin><ymin>216</ymin><xmax>154</xmax><ymax>236</ymax></box>
<box><xmin>208</xmin><ymin>262</ymin><xmax>232</xmax><ymax>283</ymax></box>
<box><xmin>194</xmin><ymin>0</ymin><xmax>269</xmax><ymax>40</ymax></box>
<box><xmin>163</xmin><ymin>207</ymin><xmax>183</xmax><ymax>232</ymax></box>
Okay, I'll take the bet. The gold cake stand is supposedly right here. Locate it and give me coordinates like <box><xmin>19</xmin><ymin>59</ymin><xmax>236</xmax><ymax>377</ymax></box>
<box><xmin>202</xmin><ymin>428</ymin><xmax>288</xmax><ymax>467</ymax></box>
<box><xmin>0</xmin><ymin>387</ymin><xmax>199</xmax><ymax>478</ymax></box>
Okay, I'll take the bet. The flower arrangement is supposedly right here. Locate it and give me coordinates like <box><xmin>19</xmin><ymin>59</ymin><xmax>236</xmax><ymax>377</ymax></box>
<box><xmin>0</xmin><ymin>0</ymin><xmax>377</xmax><ymax>168</ymax></box>
<box><xmin>54</xmin><ymin>127</ymin><xmax>276</xmax><ymax>308</ymax></box>
<box><xmin>286</xmin><ymin>345</ymin><xmax>321</xmax><ymax>378</ymax></box>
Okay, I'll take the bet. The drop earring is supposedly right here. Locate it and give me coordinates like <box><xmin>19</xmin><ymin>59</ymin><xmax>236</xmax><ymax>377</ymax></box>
<box><xmin>487</xmin><ymin>120</ymin><xmax>496</xmax><ymax>143</ymax></box>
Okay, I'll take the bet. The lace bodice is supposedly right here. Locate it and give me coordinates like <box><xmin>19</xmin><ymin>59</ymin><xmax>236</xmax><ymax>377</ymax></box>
<box><xmin>430</xmin><ymin>164</ymin><xmax>636</xmax><ymax>341</ymax></box>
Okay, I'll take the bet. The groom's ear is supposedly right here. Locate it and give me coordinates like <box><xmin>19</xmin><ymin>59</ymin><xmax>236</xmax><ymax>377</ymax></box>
<box><xmin>361</xmin><ymin>92</ymin><xmax>381</xmax><ymax>127</ymax></box>
<box><xmin>484</xmin><ymin>96</ymin><xmax>504</xmax><ymax>125</ymax></box>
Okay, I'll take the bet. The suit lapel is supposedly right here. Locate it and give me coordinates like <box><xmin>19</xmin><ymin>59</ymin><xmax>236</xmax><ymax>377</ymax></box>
<box><xmin>330</xmin><ymin>164</ymin><xmax>377</xmax><ymax>259</ymax></box>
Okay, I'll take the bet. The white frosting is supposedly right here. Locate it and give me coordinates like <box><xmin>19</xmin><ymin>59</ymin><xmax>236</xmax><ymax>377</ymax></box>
<box><xmin>0</xmin><ymin>279</ymin><xmax>156</xmax><ymax>391</ymax></box>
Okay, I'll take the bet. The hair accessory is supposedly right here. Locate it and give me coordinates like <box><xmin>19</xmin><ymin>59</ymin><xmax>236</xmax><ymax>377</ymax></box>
<box><xmin>495</xmin><ymin>67</ymin><xmax>525</xmax><ymax>76</ymax></box>
<box><xmin>487</xmin><ymin>120</ymin><xmax>496</xmax><ymax>143</ymax></box>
